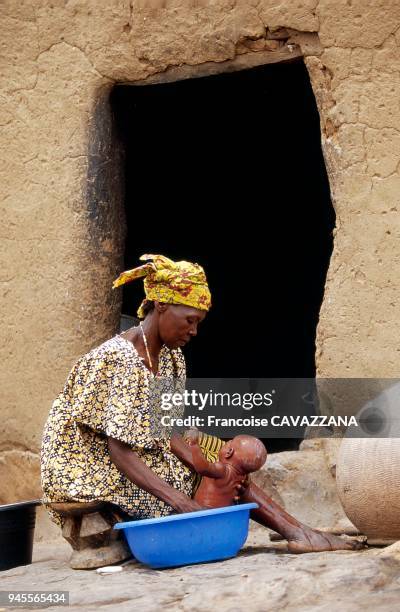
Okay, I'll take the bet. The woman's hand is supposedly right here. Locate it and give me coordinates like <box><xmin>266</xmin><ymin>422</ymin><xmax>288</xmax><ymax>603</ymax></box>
<box><xmin>169</xmin><ymin>491</ymin><xmax>204</xmax><ymax>514</ymax></box>
<box><xmin>108</xmin><ymin>436</ymin><xmax>204</xmax><ymax>513</ymax></box>
<box><xmin>233</xmin><ymin>475</ymin><xmax>251</xmax><ymax>502</ymax></box>
<box><xmin>183</xmin><ymin>426</ymin><xmax>200</xmax><ymax>446</ymax></box>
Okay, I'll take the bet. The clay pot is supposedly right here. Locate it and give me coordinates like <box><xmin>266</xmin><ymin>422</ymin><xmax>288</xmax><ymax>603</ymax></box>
<box><xmin>336</xmin><ymin>384</ymin><xmax>400</xmax><ymax>542</ymax></box>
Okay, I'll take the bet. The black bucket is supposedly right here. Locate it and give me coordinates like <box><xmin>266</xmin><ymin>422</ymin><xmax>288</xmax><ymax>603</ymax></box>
<box><xmin>0</xmin><ymin>500</ymin><xmax>41</xmax><ymax>571</ymax></box>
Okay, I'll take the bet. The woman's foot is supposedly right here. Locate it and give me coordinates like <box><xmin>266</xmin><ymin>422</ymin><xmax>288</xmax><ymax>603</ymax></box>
<box><xmin>287</xmin><ymin>527</ymin><xmax>365</xmax><ymax>553</ymax></box>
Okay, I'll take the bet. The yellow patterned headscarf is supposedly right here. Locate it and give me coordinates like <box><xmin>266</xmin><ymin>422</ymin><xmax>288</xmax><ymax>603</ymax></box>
<box><xmin>113</xmin><ymin>254</ymin><xmax>212</xmax><ymax>319</ymax></box>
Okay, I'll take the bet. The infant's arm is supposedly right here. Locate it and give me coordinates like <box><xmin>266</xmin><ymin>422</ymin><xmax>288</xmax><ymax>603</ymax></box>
<box><xmin>170</xmin><ymin>434</ymin><xmax>226</xmax><ymax>479</ymax></box>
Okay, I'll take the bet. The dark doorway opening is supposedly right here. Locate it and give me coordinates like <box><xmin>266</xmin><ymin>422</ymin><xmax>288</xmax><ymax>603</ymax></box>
<box><xmin>110</xmin><ymin>60</ymin><xmax>335</xmax><ymax>385</ymax></box>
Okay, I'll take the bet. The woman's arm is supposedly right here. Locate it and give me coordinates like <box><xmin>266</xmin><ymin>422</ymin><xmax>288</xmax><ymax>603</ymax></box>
<box><xmin>170</xmin><ymin>434</ymin><xmax>226</xmax><ymax>478</ymax></box>
<box><xmin>108</xmin><ymin>437</ymin><xmax>203</xmax><ymax>513</ymax></box>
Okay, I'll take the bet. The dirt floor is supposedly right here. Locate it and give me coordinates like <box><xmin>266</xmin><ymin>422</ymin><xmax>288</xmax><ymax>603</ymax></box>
<box><xmin>2</xmin><ymin>441</ymin><xmax>400</xmax><ymax>612</ymax></box>
<box><xmin>2</xmin><ymin>529</ymin><xmax>400</xmax><ymax>612</ymax></box>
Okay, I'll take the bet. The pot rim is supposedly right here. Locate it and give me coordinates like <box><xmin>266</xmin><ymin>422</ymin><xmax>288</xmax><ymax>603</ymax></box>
<box><xmin>0</xmin><ymin>499</ymin><xmax>42</xmax><ymax>512</ymax></box>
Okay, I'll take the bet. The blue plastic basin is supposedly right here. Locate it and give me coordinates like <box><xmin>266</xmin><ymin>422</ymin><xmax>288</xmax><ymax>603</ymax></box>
<box><xmin>114</xmin><ymin>503</ymin><xmax>258</xmax><ymax>569</ymax></box>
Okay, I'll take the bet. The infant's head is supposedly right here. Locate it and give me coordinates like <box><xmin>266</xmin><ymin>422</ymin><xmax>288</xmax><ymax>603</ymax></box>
<box><xmin>219</xmin><ymin>435</ymin><xmax>267</xmax><ymax>473</ymax></box>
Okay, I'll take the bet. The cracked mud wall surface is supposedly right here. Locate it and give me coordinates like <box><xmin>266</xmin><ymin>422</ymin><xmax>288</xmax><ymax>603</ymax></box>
<box><xmin>311</xmin><ymin>1</ymin><xmax>400</xmax><ymax>378</ymax></box>
<box><xmin>1</xmin><ymin>1</ymin><xmax>399</xmax><ymax>501</ymax></box>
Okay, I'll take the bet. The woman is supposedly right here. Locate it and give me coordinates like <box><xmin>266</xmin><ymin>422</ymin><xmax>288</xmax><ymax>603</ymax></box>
<box><xmin>41</xmin><ymin>254</ymin><xmax>360</xmax><ymax>554</ymax></box>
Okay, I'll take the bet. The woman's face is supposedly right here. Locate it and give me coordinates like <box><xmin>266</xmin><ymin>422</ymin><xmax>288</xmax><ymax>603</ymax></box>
<box><xmin>157</xmin><ymin>304</ymin><xmax>207</xmax><ymax>349</ymax></box>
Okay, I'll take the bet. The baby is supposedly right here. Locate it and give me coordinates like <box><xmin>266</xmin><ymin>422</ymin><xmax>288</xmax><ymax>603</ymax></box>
<box><xmin>170</xmin><ymin>430</ymin><xmax>267</xmax><ymax>508</ymax></box>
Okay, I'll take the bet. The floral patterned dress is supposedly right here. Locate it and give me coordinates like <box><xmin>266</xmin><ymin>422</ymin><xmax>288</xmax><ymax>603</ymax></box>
<box><xmin>40</xmin><ymin>335</ymin><xmax>195</xmax><ymax>526</ymax></box>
